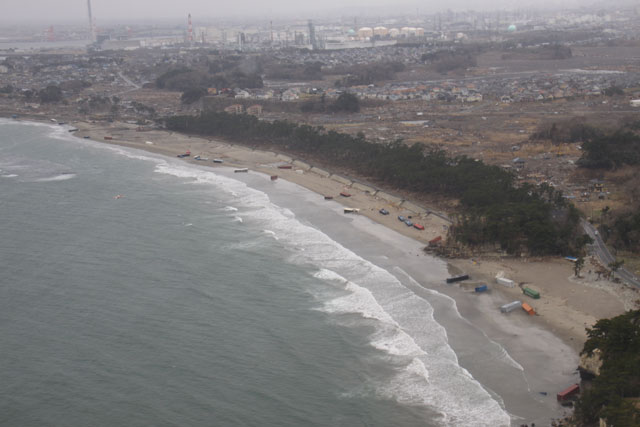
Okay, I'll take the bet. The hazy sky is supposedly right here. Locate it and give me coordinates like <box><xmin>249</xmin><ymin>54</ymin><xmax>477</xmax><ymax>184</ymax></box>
<box><xmin>4</xmin><ymin>0</ymin><xmax>596</xmax><ymax>24</ymax></box>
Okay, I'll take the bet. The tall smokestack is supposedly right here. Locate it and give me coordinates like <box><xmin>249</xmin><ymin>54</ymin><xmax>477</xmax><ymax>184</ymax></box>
<box><xmin>188</xmin><ymin>14</ymin><xmax>193</xmax><ymax>44</ymax></box>
<box><xmin>87</xmin><ymin>0</ymin><xmax>94</xmax><ymax>42</ymax></box>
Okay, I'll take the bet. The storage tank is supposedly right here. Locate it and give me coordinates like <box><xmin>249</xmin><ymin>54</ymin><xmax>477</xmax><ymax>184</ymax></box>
<box><xmin>373</xmin><ymin>26</ymin><xmax>388</xmax><ymax>36</ymax></box>
<box><xmin>357</xmin><ymin>27</ymin><xmax>373</xmax><ymax>39</ymax></box>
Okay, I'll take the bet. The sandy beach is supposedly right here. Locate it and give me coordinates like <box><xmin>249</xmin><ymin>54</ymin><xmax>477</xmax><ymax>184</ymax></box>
<box><xmin>70</xmin><ymin>120</ymin><xmax>635</xmax><ymax>341</ymax></box>
<box><xmin>71</xmin><ymin>121</ymin><xmax>638</xmax><ymax>335</ymax></box>
<box><xmin>42</xmin><ymin>118</ymin><xmax>639</xmax><ymax>423</ymax></box>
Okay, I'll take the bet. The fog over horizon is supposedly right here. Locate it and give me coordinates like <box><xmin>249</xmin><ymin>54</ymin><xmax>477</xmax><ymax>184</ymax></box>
<box><xmin>2</xmin><ymin>0</ymin><xmax>629</xmax><ymax>25</ymax></box>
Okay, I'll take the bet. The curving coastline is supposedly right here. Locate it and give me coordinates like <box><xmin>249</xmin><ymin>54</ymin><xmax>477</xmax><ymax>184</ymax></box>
<box><xmin>8</xmin><ymin>116</ymin><xmax>637</xmax><ymax>425</ymax></box>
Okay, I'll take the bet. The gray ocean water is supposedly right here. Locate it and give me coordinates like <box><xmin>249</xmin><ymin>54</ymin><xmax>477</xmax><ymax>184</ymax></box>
<box><xmin>0</xmin><ymin>120</ymin><xmax>516</xmax><ymax>426</ymax></box>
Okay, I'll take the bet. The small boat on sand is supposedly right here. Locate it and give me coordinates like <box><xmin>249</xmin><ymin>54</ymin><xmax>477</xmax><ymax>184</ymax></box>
<box><xmin>234</xmin><ymin>168</ymin><xmax>249</xmax><ymax>173</ymax></box>
<box><xmin>340</xmin><ymin>192</ymin><xmax>351</xmax><ymax>197</ymax></box>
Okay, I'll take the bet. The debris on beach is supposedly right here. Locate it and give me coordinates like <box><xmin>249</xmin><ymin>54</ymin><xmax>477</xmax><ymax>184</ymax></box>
<box><xmin>496</xmin><ymin>271</ymin><xmax>516</xmax><ymax>288</ymax></box>
<box><xmin>500</xmin><ymin>300</ymin><xmax>522</xmax><ymax>313</ymax></box>
<box><xmin>428</xmin><ymin>236</ymin><xmax>442</xmax><ymax>247</ymax></box>
<box><xmin>446</xmin><ymin>274</ymin><xmax>470</xmax><ymax>283</ymax></box>
<box><xmin>474</xmin><ymin>284</ymin><xmax>488</xmax><ymax>293</ymax></box>
<box><xmin>522</xmin><ymin>302</ymin><xmax>536</xmax><ymax>315</ymax></box>
<box><xmin>523</xmin><ymin>287</ymin><xmax>541</xmax><ymax>299</ymax></box>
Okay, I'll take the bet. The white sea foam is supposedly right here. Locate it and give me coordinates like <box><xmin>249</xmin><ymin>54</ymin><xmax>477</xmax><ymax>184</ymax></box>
<box><xmin>95</xmin><ymin>144</ymin><xmax>511</xmax><ymax>426</ymax></box>
<box><xmin>0</xmin><ymin>152</ymin><xmax>74</xmax><ymax>183</ymax></box>
<box><xmin>313</xmin><ymin>268</ymin><xmax>348</xmax><ymax>284</ymax></box>
<box><xmin>106</xmin><ymin>146</ymin><xmax>171</xmax><ymax>164</ymax></box>
<box><xmin>369</xmin><ymin>327</ymin><xmax>427</xmax><ymax>358</ymax></box>
<box><xmin>34</xmin><ymin>173</ymin><xmax>77</xmax><ymax>182</ymax></box>
<box><xmin>262</xmin><ymin>230</ymin><xmax>278</xmax><ymax>240</ymax></box>
<box><xmin>232</xmin><ymin>216</ymin><xmax>243</xmax><ymax>223</ymax></box>
<box><xmin>222</xmin><ymin>206</ymin><xmax>238</xmax><ymax>212</ymax></box>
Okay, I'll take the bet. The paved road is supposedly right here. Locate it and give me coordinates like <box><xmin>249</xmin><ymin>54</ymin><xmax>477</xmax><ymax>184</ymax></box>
<box><xmin>118</xmin><ymin>71</ymin><xmax>140</xmax><ymax>89</ymax></box>
<box><xmin>114</xmin><ymin>71</ymin><xmax>141</xmax><ymax>96</ymax></box>
<box><xmin>581</xmin><ymin>219</ymin><xmax>640</xmax><ymax>288</ymax></box>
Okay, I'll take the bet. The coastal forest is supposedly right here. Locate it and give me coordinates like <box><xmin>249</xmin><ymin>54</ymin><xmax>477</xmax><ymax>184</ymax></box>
<box><xmin>164</xmin><ymin>111</ymin><xmax>588</xmax><ymax>256</ymax></box>
<box><xmin>575</xmin><ymin>309</ymin><xmax>640</xmax><ymax>426</ymax></box>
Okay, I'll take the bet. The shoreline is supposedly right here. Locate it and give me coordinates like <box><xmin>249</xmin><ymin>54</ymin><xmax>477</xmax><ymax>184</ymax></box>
<box><xmin>7</xmin><ymin>115</ymin><xmax>638</xmax><ymax>424</ymax></box>
<box><xmin>15</xmin><ymin>116</ymin><xmax>636</xmax><ymax>346</ymax></box>
<box><xmin>75</xmin><ymin>119</ymin><xmax>635</xmax><ymax>342</ymax></box>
